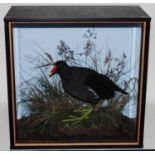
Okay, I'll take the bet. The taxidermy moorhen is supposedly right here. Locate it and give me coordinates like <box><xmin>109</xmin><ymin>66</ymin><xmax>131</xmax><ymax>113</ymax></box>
<box><xmin>49</xmin><ymin>61</ymin><xmax>128</xmax><ymax>105</ymax></box>
<box><xmin>49</xmin><ymin>61</ymin><xmax>128</xmax><ymax>122</ymax></box>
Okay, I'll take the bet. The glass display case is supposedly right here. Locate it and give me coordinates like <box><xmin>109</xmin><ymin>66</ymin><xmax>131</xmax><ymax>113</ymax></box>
<box><xmin>4</xmin><ymin>6</ymin><xmax>151</xmax><ymax>149</ymax></box>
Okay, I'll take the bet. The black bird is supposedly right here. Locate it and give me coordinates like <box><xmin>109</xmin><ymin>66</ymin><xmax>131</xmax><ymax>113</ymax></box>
<box><xmin>49</xmin><ymin>61</ymin><xmax>128</xmax><ymax>106</ymax></box>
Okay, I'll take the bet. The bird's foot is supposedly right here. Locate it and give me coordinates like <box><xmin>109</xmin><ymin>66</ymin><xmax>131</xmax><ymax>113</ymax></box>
<box><xmin>63</xmin><ymin>106</ymin><xmax>93</xmax><ymax>124</ymax></box>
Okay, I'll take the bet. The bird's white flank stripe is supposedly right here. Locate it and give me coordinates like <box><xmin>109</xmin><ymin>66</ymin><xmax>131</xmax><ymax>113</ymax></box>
<box><xmin>87</xmin><ymin>87</ymin><xmax>99</xmax><ymax>99</ymax></box>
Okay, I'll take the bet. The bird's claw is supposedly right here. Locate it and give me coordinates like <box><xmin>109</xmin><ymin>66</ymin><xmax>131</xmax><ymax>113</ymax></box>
<box><xmin>63</xmin><ymin>115</ymin><xmax>89</xmax><ymax>124</ymax></box>
<box><xmin>63</xmin><ymin>106</ymin><xmax>93</xmax><ymax>124</ymax></box>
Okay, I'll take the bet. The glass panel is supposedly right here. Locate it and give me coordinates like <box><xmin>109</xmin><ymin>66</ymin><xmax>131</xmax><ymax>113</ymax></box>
<box><xmin>13</xmin><ymin>24</ymin><xmax>142</xmax><ymax>142</ymax></box>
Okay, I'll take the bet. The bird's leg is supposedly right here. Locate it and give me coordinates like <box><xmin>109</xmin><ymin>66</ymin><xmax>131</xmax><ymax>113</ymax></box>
<box><xmin>75</xmin><ymin>105</ymin><xmax>93</xmax><ymax>119</ymax></box>
<box><xmin>63</xmin><ymin>102</ymin><xmax>102</xmax><ymax>124</ymax></box>
<box><xmin>94</xmin><ymin>102</ymin><xmax>101</xmax><ymax>111</ymax></box>
<box><xmin>63</xmin><ymin>105</ymin><xmax>93</xmax><ymax>124</ymax></box>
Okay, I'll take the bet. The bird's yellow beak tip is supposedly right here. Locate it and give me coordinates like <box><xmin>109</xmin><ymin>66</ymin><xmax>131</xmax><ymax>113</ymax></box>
<box><xmin>49</xmin><ymin>72</ymin><xmax>53</xmax><ymax>77</ymax></box>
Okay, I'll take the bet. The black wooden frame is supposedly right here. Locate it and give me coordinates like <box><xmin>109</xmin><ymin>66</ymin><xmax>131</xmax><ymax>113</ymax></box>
<box><xmin>4</xmin><ymin>6</ymin><xmax>151</xmax><ymax>150</ymax></box>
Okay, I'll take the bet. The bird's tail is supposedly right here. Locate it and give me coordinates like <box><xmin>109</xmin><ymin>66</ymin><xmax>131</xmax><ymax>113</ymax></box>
<box><xmin>116</xmin><ymin>86</ymin><xmax>129</xmax><ymax>95</ymax></box>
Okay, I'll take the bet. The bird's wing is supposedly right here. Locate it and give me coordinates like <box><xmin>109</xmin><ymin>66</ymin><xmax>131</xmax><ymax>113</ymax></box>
<box><xmin>65</xmin><ymin>83</ymin><xmax>101</xmax><ymax>104</ymax></box>
<box><xmin>87</xmin><ymin>87</ymin><xmax>100</xmax><ymax>99</ymax></box>
<box><xmin>84</xmin><ymin>73</ymin><xmax>116</xmax><ymax>99</ymax></box>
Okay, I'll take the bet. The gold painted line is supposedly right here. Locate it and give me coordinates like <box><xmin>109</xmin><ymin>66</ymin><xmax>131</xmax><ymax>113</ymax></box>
<box><xmin>8</xmin><ymin>21</ymin><xmax>146</xmax><ymax>147</ymax></box>
<box><xmin>15</xmin><ymin>142</ymin><xmax>139</xmax><ymax>146</ymax></box>
<box><xmin>9</xmin><ymin>22</ymin><xmax>17</xmax><ymax>145</ymax></box>
<box><xmin>10</xmin><ymin>21</ymin><xmax>145</xmax><ymax>24</ymax></box>
<box><xmin>137</xmin><ymin>22</ymin><xmax>146</xmax><ymax>144</ymax></box>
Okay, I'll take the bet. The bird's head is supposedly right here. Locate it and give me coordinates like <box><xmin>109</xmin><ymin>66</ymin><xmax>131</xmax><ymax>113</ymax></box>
<box><xmin>49</xmin><ymin>61</ymin><xmax>68</xmax><ymax>77</ymax></box>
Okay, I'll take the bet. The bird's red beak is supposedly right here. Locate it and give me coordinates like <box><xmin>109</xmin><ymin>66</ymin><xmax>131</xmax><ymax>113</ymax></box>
<box><xmin>49</xmin><ymin>65</ymin><xmax>57</xmax><ymax>77</ymax></box>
